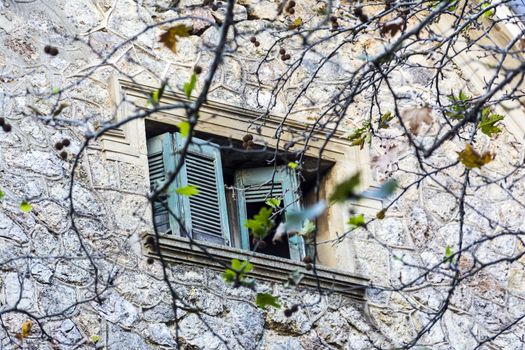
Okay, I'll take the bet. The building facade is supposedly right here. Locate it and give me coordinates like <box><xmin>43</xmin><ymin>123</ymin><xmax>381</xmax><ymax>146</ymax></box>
<box><xmin>0</xmin><ymin>0</ymin><xmax>524</xmax><ymax>349</ymax></box>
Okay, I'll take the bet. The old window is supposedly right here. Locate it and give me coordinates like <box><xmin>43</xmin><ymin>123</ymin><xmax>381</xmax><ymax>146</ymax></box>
<box><xmin>146</xmin><ymin>127</ymin><xmax>316</xmax><ymax>261</ymax></box>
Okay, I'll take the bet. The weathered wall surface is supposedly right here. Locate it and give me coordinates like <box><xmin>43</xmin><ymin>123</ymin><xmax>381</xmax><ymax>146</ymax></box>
<box><xmin>0</xmin><ymin>0</ymin><xmax>524</xmax><ymax>349</ymax></box>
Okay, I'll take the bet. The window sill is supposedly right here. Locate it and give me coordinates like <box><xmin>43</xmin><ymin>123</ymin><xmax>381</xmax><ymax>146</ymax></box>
<box><xmin>142</xmin><ymin>233</ymin><xmax>369</xmax><ymax>301</ymax></box>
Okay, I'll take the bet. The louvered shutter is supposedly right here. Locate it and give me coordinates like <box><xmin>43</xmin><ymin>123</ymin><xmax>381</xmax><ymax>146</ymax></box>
<box><xmin>235</xmin><ymin>166</ymin><xmax>305</xmax><ymax>261</ymax></box>
<box><xmin>146</xmin><ymin>133</ymin><xmax>182</xmax><ymax>235</ymax></box>
<box><xmin>174</xmin><ymin>133</ymin><xmax>231</xmax><ymax>246</ymax></box>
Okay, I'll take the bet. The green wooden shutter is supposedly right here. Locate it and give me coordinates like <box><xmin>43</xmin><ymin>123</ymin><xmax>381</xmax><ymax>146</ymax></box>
<box><xmin>174</xmin><ymin>133</ymin><xmax>231</xmax><ymax>246</ymax></box>
<box><xmin>147</xmin><ymin>133</ymin><xmax>182</xmax><ymax>235</ymax></box>
<box><xmin>235</xmin><ymin>166</ymin><xmax>305</xmax><ymax>261</ymax></box>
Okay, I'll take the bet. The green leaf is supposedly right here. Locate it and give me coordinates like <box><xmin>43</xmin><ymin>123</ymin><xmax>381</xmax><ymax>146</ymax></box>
<box><xmin>150</xmin><ymin>89</ymin><xmax>160</xmax><ymax>106</ymax></box>
<box><xmin>0</xmin><ymin>189</ymin><xmax>4</xmax><ymax>201</ymax></box>
<box><xmin>177</xmin><ymin>121</ymin><xmax>191</xmax><ymax>138</ymax></box>
<box><xmin>175</xmin><ymin>185</ymin><xmax>199</xmax><ymax>196</ymax></box>
<box><xmin>444</xmin><ymin>245</ymin><xmax>456</xmax><ymax>263</ymax></box>
<box><xmin>348</xmin><ymin>123</ymin><xmax>372</xmax><ymax>149</ymax></box>
<box><xmin>52</xmin><ymin>87</ymin><xmax>60</xmax><ymax>95</ymax></box>
<box><xmin>183</xmin><ymin>73</ymin><xmax>197</xmax><ymax>99</ymax></box>
<box><xmin>231</xmin><ymin>258</ymin><xmax>253</xmax><ymax>274</ymax></box>
<box><xmin>481</xmin><ymin>2</ymin><xmax>495</xmax><ymax>18</ymax></box>
<box><xmin>348</xmin><ymin>214</ymin><xmax>365</xmax><ymax>228</ymax></box>
<box><xmin>222</xmin><ymin>269</ymin><xmax>237</xmax><ymax>284</ymax></box>
<box><xmin>378</xmin><ymin>111</ymin><xmax>394</xmax><ymax>129</ymax></box>
<box><xmin>91</xmin><ymin>335</ymin><xmax>101</xmax><ymax>344</ymax></box>
<box><xmin>256</xmin><ymin>293</ymin><xmax>281</xmax><ymax>309</ymax></box>
<box><xmin>288</xmin><ymin>17</ymin><xmax>303</xmax><ymax>30</ymax></box>
<box><xmin>244</xmin><ymin>207</ymin><xmax>275</xmax><ymax>238</ymax></box>
<box><xmin>287</xmin><ymin>161</ymin><xmax>299</xmax><ymax>169</ymax></box>
<box><xmin>20</xmin><ymin>200</ymin><xmax>32</xmax><ymax>213</ymax></box>
<box><xmin>446</xmin><ymin>90</ymin><xmax>470</xmax><ymax>120</ymax></box>
<box><xmin>445</xmin><ymin>245</ymin><xmax>453</xmax><ymax>258</ymax></box>
<box><xmin>329</xmin><ymin>172</ymin><xmax>361</xmax><ymax>203</ymax></box>
<box><xmin>479</xmin><ymin>108</ymin><xmax>504</xmax><ymax>137</ymax></box>
<box><xmin>222</xmin><ymin>259</ymin><xmax>254</xmax><ymax>287</ymax></box>
<box><xmin>265</xmin><ymin>197</ymin><xmax>282</xmax><ymax>209</ymax></box>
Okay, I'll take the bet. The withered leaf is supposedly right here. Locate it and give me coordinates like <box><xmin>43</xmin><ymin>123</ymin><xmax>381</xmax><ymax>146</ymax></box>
<box><xmin>288</xmin><ymin>18</ymin><xmax>302</xmax><ymax>30</ymax></box>
<box><xmin>52</xmin><ymin>102</ymin><xmax>69</xmax><ymax>117</ymax></box>
<box><xmin>401</xmin><ymin>106</ymin><xmax>433</xmax><ymax>135</ymax></box>
<box><xmin>380</xmin><ymin>17</ymin><xmax>404</xmax><ymax>37</ymax></box>
<box><xmin>371</xmin><ymin>143</ymin><xmax>406</xmax><ymax>178</ymax></box>
<box><xmin>20</xmin><ymin>319</ymin><xmax>32</xmax><ymax>339</ymax></box>
<box><xmin>159</xmin><ymin>25</ymin><xmax>191</xmax><ymax>53</ymax></box>
<box><xmin>457</xmin><ymin>144</ymin><xmax>494</xmax><ymax>169</ymax></box>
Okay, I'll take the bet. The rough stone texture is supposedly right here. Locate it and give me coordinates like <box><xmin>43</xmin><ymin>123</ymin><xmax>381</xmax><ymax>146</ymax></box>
<box><xmin>0</xmin><ymin>0</ymin><xmax>523</xmax><ymax>349</ymax></box>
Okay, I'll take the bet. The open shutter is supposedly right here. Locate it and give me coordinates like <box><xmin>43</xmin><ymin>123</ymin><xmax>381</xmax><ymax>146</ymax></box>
<box><xmin>174</xmin><ymin>133</ymin><xmax>231</xmax><ymax>246</ymax></box>
<box><xmin>147</xmin><ymin>133</ymin><xmax>182</xmax><ymax>235</ymax></box>
<box><xmin>235</xmin><ymin>166</ymin><xmax>305</xmax><ymax>261</ymax></box>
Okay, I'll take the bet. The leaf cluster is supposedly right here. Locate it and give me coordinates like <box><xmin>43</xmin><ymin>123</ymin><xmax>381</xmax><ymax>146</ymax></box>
<box><xmin>244</xmin><ymin>206</ymin><xmax>274</xmax><ymax>239</ymax></box>
<box><xmin>222</xmin><ymin>259</ymin><xmax>255</xmax><ymax>288</ymax></box>
<box><xmin>265</xmin><ymin>197</ymin><xmax>282</xmax><ymax>209</ymax></box>
<box><xmin>378</xmin><ymin>112</ymin><xmax>394</xmax><ymax>129</ymax></box>
<box><xmin>445</xmin><ymin>90</ymin><xmax>470</xmax><ymax>120</ymax></box>
<box><xmin>348</xmin><ymin>122</ymin><xmax>372</xmax><ymax>149</ymax></box>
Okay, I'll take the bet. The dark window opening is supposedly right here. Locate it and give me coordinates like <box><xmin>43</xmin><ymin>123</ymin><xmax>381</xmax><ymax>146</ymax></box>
<box><xmin>247</xmin><ymin>201</ymin><xmax>290</xmax><ymax>259</ymax></box>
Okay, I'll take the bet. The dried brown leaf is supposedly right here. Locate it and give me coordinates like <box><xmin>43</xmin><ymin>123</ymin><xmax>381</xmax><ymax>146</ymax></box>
<box><xmin>457</xmin><ymin>144</ymin><xmax>494</xmax><ymax>169</ymax></box>
<box><xmin>380</xmin><ymin>17</ymin><xmax>404</xmax><ymax>37</ymax></box>
<box><xmin>159</xmin><ymin>25</ymin><xmax>191</xmax><ymax>53</ymax></box>
<box><xmin>401</xmin><ymin>106</ymin><xmax>433</xmax><ymax>134</ymax></box>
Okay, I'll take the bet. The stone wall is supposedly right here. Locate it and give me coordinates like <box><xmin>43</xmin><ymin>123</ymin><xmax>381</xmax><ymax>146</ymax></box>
<box><xmin>0</xmin><ymin>0</ymin><xmax>524</xmax><ymax>349</ymax></box>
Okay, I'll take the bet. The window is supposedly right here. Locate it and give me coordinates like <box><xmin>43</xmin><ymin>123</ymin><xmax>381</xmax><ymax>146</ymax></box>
<box><xmin>146</xmin><ymin>129</ymin><xmax>309</xmax><ymax>261</ymax></box>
